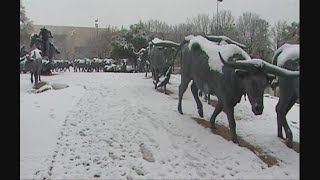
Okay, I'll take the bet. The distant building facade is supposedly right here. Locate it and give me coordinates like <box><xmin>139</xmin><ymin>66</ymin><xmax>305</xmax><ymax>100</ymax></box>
<box><xmin>29</xmin><ymin>24</ymin><xmax>105</xmax><ymax>60</ymax></box>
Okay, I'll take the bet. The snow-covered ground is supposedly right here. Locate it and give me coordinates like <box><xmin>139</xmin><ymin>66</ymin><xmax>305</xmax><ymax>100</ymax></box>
<box><xmin>20</xmin><ymin>71</ymin><xmax>299</xmax><ymax>179</ymax></box>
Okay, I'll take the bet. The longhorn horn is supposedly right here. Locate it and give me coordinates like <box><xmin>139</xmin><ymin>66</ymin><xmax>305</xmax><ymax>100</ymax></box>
<box><xmin>133</xmin><ymin>48</ymin><xmax>140</xmax><ymax>55</ymax></box>
<box><xmin>149</xmin><ymin>39</ymin><xmax>156</xmax><ymax>46</ymax></box>
<box><xmin>218</xmin><ymin>52</ymin><xmax>299</xmax><ymax>77</ymax></box>
<box><xmin>218</xmin><ymin>51</ymin><xmax>254</xmax><ymax>71</ymax></box>
<box><xmin>151</xmin><ymin>39</ymin><xmax>180</xmax><ymax>48</ymax></box>
<box><xmin>206</xmin><ymin>35</ymin><xmax>247</xmax><ymax>49</ymax></box>
<box><xmin>205</xmin><ymin>35</ymin><xmax>223</xmax><ymax>43</ymax></box>
<box><xmin>261</xmin><ymin>61</ymin><xmax>299</xmax><ymax>77</ymax></box>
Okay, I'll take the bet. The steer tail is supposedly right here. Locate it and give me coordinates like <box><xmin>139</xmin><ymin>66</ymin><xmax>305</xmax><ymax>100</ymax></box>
<box><xmin>270</xmin><ymin>78</ymin><xmax>279</xmax><ymax>89</ymax></box>
<box><xmin>272</xmin><ymin>47</ymin><xmax>284</xmax><ymax>66</ymax></box>
<box><xmin>173</xmin><ymin>39</ymin><xmax>189</xmax><ymax>67</ymax></box>
<box><xmin>158</xmin><ymin>40</ymin><xmax>189</xmax><ymax>88</ymax></box>
<box><xmin>157</xmin><ymin>66</ymin><xmax>172</xmax><ymax>88</ymax></box>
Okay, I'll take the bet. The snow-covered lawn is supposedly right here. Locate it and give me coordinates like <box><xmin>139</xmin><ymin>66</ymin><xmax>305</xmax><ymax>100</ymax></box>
<box><xmin>20</xmin><ymin>72</ymin><xmax>299</xmax><ymax>179</ymax></box>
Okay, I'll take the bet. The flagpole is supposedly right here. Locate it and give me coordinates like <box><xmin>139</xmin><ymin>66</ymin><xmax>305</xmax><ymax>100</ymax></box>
<box><xmin>216</xmin><ymin>0</ymin><xmax>223</xmax><ymax>35</ymax></box>
<box><xmin>217</xmin><ymin>0</ymin><xmax>219</xmax><ymax>35</ymax></box>
<box><xmin>95</xmin><ymin>19</ymin><xmax>99</xmax><ymax>57</ymax></box>
<box><xmin>95</xmin><ymin>19</ymin><xmax>98</xmax><ymax>36</ymax></box>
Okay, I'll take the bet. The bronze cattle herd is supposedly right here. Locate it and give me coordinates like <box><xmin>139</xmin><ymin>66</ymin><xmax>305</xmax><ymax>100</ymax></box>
<box><xmin>20</xmin><ymin>33</ymin><xmax>299</xmax><ymax>149</ymax></box>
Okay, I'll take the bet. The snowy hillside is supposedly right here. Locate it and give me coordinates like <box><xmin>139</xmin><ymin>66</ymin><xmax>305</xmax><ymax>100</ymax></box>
<box><xmin>20</xmin><ymin>72</ymin><xmax>299</xmax><ymax>179</ymax></box>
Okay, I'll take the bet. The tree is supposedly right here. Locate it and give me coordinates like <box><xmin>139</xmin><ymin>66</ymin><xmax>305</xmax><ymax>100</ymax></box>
<box><xmin>110</xmin><ymin>21</ymin><xmax>149</xmax><ymax>67</ymax></box>
<box><xmin>270</xmin><ymin>21</ymin><xmax>299</xmax><ymax>51</ymax></box>
<box><xmin>253</xmin><ymin>19</ymin><xmax>273</xmax><ymax>61</ymax></box>
<box><xmin>20</xmin><ymin>0</ymin><xmax>28</xmax><ymax>24</ymax></box>
<box><xmin>283</xmin><ymin>21</ymin><xmax>299</xmax><ymax>44</ymax></box>
<box><xmin>217</xmin><ymin>10</ymin><xmax>237</xmax><ymax>39</ymax></box>
<box><xmin>209</xmin><ymin>10</ymin><xmax>236</xmax><ymax>38</ymax></box>
<box><xmin>20</xmin><ymin>0</ymin><xmax>34</xmax><ymax>47</ymax></box>
<box><xmin>170</xmin><ymin>23</ymin><xmax>193</xmax><ymax>42</ymax></box>
<box><xmin>86</xmin><ymin>26</ymin><xmax>119</xmax><ymax>59</ymax></box>
<box><xmin>189</xmin><ymin>13</ymin><xmax>211</xmax><ymax>35</ymax></box>
<box><xmin>110</xmin><ymin>30</ymin><xmax>132</xmax><ymax>60</ymax></box>
<box><xmin>236</xmin><ymin>12</ymin><xmax>272</xmax><ymax>61</ymax></box>
<box><xmin>270</xmin><ymin>20</ymin><xmax>288</xmax><ymax>51</ymax></box>
<box><xmin>128</xmin><ymin>21</ymin><xmax>149</xmax><ymax>50</ymax></box>
<box><xmin>143</xmin><ymin>19</ymin><xmax>171</xmax><ymax>39</ymax></box>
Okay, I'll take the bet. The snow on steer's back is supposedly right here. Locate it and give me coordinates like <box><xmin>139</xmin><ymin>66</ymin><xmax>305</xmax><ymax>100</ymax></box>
<box><xmin>187</xmin><ymin>35</ymin><xmax>251</xmax><ymax>73</ymax></box>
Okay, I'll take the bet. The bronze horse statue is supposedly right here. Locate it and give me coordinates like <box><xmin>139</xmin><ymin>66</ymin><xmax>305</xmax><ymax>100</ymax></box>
<box><xmin>30</xmin><ymin>27</ymin><xmax>61</xmax><ymax>74</ymax></box>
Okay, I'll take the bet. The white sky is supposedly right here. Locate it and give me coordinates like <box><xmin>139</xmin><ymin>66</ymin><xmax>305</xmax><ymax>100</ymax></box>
<box><xmin>23</xmin><ymin>0</ymin><xmax>299</xmax><ymax>28</ymax></box>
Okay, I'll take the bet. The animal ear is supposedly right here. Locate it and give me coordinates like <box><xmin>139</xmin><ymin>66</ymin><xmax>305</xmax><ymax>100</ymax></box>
<box><xmin>266</xmin><ymin>73</ymin><xmax>276</xmax><ymax>84</ymax></box>
<box><xmin>235</xmin><ymin>69</ymin><xmax>248</xmax><ymax>79</ymax></box>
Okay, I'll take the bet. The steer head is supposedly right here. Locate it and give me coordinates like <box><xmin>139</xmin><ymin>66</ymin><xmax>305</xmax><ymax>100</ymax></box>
<box><xmin>218</xmin><ymin>52</ymin><xmax>299</xmax><ymax>115</ymax></box>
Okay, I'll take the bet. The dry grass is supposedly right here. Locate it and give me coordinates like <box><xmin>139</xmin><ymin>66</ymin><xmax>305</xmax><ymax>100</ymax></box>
<box><xmin>41</xmin><ymin>73</ymin><xmax>58</xmax><ymax>76</ymax></box>
<box><xmin>208</xmin><ymin>99</ymin><xmax>300</xmax><ymax>153</ymax></box>
<box><xmin>33</xmin><ymin>81</ymin><xmax>48</xmax><ymax>89</ymax></box>
<box><xmin>154</xmin><ymin>79</ymin><xmax>299</xmax><ymax>157</ymax></box>
<box><xmin>292</xmin><ymin>142</ymin><xmax>299</xmax><ymax>153</ymax></box>
<box><xmin>192</xmin><ymin>117</ymin><xmax>279</xmax><ymax>167</ymax></box>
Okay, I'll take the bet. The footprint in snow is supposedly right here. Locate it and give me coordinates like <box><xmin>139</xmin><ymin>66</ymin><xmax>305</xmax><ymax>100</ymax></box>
<box><xmin>48</xmin><ymin>113</ymin><xmax>55</xmax><ymax>118</ymax></box>
<box><xmin>139</xmin><ymin>143</ymin><xmax>155</xmax><ymax>163</ymax></box>
<box><xmin>132</xmin><ymin>166</ymin><xmax>145</xmax><ymax>176</ymax></box>
<box><xmin>79</xmin><ymin>131</ymin><xmax>86</xmax><ymax>136</ymax></box>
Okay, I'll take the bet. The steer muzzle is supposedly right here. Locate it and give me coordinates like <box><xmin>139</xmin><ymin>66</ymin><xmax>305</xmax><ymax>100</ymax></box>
<box><xmin>252</xmin><ymin>103</ymin><xmax>264</xmax><ymax>115</ymax></box>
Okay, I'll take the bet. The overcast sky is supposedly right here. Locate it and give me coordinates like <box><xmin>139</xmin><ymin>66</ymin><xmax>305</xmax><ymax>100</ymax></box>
<box><xmin>23</xmin><ymin>0</ymin><xmax>299</xmax><ymax>28</ymax></box>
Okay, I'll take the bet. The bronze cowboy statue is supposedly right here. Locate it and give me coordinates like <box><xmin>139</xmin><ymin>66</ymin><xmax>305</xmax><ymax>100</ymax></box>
<box><xmin>30</xmin><ymin>27</ymin><xmax>61</xmax><ymax>74</ymax></box>
<box><xmin>39</xmin><ymin>27</ymin><xmax>53</xmax><ymax>58</ymax></box>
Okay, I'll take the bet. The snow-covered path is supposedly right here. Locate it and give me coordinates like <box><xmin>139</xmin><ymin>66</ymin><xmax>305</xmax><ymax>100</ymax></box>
<box><xmin>20</xmin><ymin>72</ymin><xmax>299</xmax><ymax>179</ymax></box>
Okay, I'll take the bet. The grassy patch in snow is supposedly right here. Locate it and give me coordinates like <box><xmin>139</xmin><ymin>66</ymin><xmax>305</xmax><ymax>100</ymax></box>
<box><xmin>33</xmin><ymin>81</ymin><xmax>49</xmax><ymax>89</ymax></box>
<box><xmin>41</xmin><ymin>73</ymin><xmax>59</xmax><ymax>76</ymax></box>
<box><xmin>293</xmin><ymin>142</ymin><xmax>299</xmax><ymax>153</ymax></box>
<box><xmin>208</xmin><ymin>98</ymin><xmax>300</xmax><ymax>153</ymax></box>
<box><xmin>278</xmin><ymin>139</ymin><xmax>299</xmax><ymax>153</ymax></box>
<box><xmin>192</xmin><ymin>117</ymin><xmax>279</xmax><ymax>167</ymax></box>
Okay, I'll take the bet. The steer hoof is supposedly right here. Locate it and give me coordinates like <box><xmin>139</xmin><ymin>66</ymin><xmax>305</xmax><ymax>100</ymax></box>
<box><xmin>210</xmin><ymin>123</ymin><xmax>217</xmax><ymax>129</ymax></box>
<box><xmin>277</xmin><ymin>134</ymin><xmax>284</xmax><ymax>140</ymax></box>
<box><xmin>198</xmin><ymin>109</ymin><xmax>203</xmax><ymax>118</ymax></box>
<box><xmin>286</xmin><ymin>139</ymin><xmax>293</xmax><ymax>148</ymax></box>
<box><xmin>232</xmin><ymin>137</ymin><xmax>239</xmax><ymax>144</ymax></box>
<box><xmin>178</xmin><ymin>107</ymin><xmax>183</xmax><ymax>115</ymax></box>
